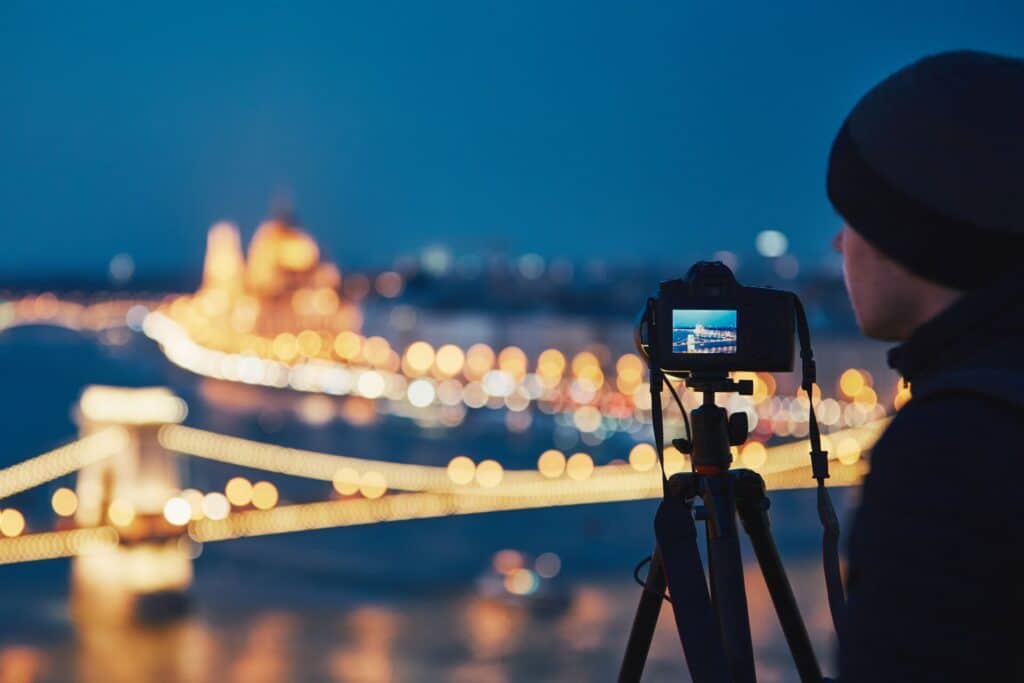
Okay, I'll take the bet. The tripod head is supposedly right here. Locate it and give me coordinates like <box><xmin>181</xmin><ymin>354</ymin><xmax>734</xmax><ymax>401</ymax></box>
<box><xmin>672</xmin><ymin>372</ymin><xmax>754</xmax><ymax>473</ymax></box>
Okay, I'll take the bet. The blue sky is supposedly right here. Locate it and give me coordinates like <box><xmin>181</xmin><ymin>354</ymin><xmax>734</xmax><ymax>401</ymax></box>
<box><xmin>2</xmin><ymin>1</ymin><xmax>1021</xmax><ymax>274</ymax></box>
<box><xmin>673</xmin><ymin>309</ymin><xmax>737</xmax><ymax>331</ymax></box>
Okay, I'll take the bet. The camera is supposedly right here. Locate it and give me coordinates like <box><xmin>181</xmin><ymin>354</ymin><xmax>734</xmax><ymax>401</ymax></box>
<box><xmin>635</xmin><ymin>261</ymin><xmax>795</xmax><ymax>374</ymax></box>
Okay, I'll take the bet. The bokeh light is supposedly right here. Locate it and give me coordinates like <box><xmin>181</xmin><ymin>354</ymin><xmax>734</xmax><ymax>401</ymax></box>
<box><xmin>740</xmin><ymin>441</ymin><xmax>768</xmax><ymax>469</ymax></box>
<box><xmin>0</xmin><ymin>509</ymin><xmax>25</xmax><ymax>537</ymax></box>
<box><xmin>839</xmin><ymin>369</ymin><xmax>865</xmax><ymax>398</ymax></box>
<box><xmin>435</xmin><ymin>344</ymin><xmax>465</xmax><ymax>377</ymax></box>
<box><xmin>252</xmin><ymin>481</ymin><xmax>279</xmax><ymax>510</ymax></box>
<box><xmin>225</xmin><ymin>477</ymin><xmax>254</xmax><ymax>507</ymax></box>
<box><xmin>492</xmin><ymin>549</ymin><xmax>524</xmax><ymax>575</ymax></box>
<box><xmin>359</xmin><ymin>471</ymin><xmax>387</xmax><ymax>499</ymax></box>
<box><xmin>202</xmin><ymin>492</ymin><xmax>230</xmax><ymax>521</ymax></box>
<box><xmin>535</xmin><ymin>552</ymin><xmax>562</xmax><ymax>579</ymax></box>
<box><xmin>505</xmin><ymin>567</ymin><xmax>539</xmax><ymax>595</ymax></box>
<box><xmin>629</xmin><ymin>443</ymin><xmax>658</xmax><ymax>472</ymax></box>
<box><xmin>663</xmin><ymin>446</ymin><xmax>688</xmax><ymax>476</ymax></box>
<box><xmin>537</xmin><ymin>449</ymin><xmax>567</xmax><ymax>478</ymax></box>
<box><xmin>447</xmin><ymin>456</ymin><xmax>476</xmax><ymax>485</ymax></box>
<box><xmin>107</xmin><ymin>499</ymin><xmax>135</xmax><ymax>527</ymax></box>
<box><xmin>756</xmin><ymin>229</ymin><xmax>788</xmax><ymax>257</ymax></box>
<box><xmin>333</xmin><ymin>467</ymin><xmax>361</xmax><ymax>495</ymax></box>
<box><xmin>566</xmin><ymin>452</ymin><xmax>594</xmax><ymax>481</ymax></box>
<box><xmin>475</xmin><ymin>460</ymin><xmax>504</xmax><ymax>488</ymax></box>
<box><xmin>465</xmin><ymin>344</ymin><xmax>495</xmax><ymax>379</ymax></box>
<box><xmin>163</xmin><ymin>497</ymin><xmax>192</xmax><ymax>526</ymax></box>
<box><xmin>51</xmin><ymin>487</ymin><xmax>78</xmax><ymax>517</ymax></box>
<box><xmin>404</xmin><ymin>341</ymin><xmax>435</xmax><ymax>375</ymax></box>
<box><xmin>180</xmin><ymin>488</ymin><xmax>205</xmax><ymax>520</ymax></box>
<box><xmin>836</xmin><ymin>437</ymin><xmax>862</xmax><ymax>465</ymax></box>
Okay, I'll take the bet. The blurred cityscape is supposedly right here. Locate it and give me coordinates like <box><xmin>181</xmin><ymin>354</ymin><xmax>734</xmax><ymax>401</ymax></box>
<box><xmin>0</xmin><ymin>211</ymin><xmax>898</xmax><ymax>682</ymax></box>
<box><xmin>5</xmin><ymin>0</ymin><xmax>1021</xmax><ymax>678</ymax></box>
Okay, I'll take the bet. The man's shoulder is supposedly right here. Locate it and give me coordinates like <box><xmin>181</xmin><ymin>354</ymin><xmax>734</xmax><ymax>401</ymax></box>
<box><xmin>871</xmin><ymin>385</ymin><xmax>1024</xmax><ymax>476</ymax></box>
<box><xmin>853</xmin><ymin>378</ymin><xmax>1024</xmax><ymax>553</ymax></box>
<box><xmin>888</xmin><ymin>387</ymin><xmax>1024</xmax><ymax>432</ymax></box>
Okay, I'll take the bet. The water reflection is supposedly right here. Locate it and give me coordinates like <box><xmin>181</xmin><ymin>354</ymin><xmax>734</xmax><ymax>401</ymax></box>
<box><xmin>229</xmin><ymin>614</ymin><xmax>295</xmax><ymax>683</ymax></box>
<box><xmin>556</xmin><ymin>587</ymin><xmax>611</xmax><ymax>652</ymax></box>
<box><xmin>0</xmin><ymin>646</ymin><xmax>45</xmax><ymax>683</ymax></box>
<box><xmin>74</xmin><ymin>620</ymin><xmax>218</xmax><ymax>683</ymax></box>
<box><xmin>329</xmin><ymin>607</ymin><xmax>396</xmax><ymax>683</ymax></box>
<box><xmin>462</xmin><ymin>598</ymin><xmax>524</xmax><ymax>661</ymax></box>
<box><xmin>1</xmin><ymin>555</ymin><xmax>838</xmax><ymax>682</ymax></box>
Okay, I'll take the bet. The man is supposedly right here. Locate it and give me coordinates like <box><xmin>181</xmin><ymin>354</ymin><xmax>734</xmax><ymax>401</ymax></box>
<box><xmin>826</xmin><ymin>50</ymin><xmax>1024</xmax><ymax>681</ymax></box>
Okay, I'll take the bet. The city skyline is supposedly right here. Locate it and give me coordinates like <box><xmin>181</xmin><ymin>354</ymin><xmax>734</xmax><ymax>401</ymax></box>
<box><xmin>671</xmin><ymin>308</ymin><xmax>738</xmax><ymax>331</ymax></box>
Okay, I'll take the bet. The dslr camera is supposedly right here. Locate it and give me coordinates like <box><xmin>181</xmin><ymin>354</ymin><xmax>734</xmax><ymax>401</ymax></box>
<box><xmin>636</xmin><ymin>261</ymin><xmax>795</xmax><ymax>374</ymax></box>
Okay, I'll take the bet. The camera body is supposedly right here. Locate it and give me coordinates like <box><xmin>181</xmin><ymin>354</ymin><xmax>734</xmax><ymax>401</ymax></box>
<box><xmin>637</xmin><ymin>261</ymin><xmax>795</xmax><ymax>374</ymax></box>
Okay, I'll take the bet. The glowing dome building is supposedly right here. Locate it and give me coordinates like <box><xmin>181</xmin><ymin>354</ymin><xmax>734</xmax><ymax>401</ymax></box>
<box><xmin>160</xmin><ymin>213</ymin><xmax>361</xmax><ymax>362</ymax></box>
<box><xmin>245</xmin><ymin>216</ymin><xmax>339</xmax><ymax>297</ymax></box>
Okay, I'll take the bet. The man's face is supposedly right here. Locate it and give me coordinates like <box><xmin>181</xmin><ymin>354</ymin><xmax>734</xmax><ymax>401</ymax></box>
<box><xmin>833</xmin><ymin>224</ymin><xmax>928</xmax><ymax>341</ymax></box>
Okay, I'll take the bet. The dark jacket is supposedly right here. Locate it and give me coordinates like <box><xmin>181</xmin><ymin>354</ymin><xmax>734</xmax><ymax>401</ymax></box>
<box><xmin>839</xmin><ymin>276</ymin><xmax>1024</xmax><ymax>682</ymax></box>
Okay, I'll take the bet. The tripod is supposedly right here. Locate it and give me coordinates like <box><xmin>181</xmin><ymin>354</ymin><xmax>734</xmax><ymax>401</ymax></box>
<box><xmin>618</xmin><ymin>373</ymin><xmax>824</xmax><ymax>683</ymax></box>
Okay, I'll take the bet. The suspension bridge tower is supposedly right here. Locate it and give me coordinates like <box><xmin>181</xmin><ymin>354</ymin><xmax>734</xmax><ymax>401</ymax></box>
<box><xmin>72</xmin><ymin>386</ymin><xmax>193</xmax><ymax>623</ymax></box>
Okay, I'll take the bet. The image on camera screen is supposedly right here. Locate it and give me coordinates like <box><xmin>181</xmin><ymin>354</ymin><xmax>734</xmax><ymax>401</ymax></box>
<box><xmin>672</xmin><ymin>309</ymin><xmax>738</xmax><ymax>354</ymax></box>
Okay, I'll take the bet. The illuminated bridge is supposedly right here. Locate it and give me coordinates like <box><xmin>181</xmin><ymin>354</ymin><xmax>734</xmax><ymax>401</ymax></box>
<box><xmin>0</xmin><ymin>382</ymin><xmax>883</xmax><ymax>620</ymax></box>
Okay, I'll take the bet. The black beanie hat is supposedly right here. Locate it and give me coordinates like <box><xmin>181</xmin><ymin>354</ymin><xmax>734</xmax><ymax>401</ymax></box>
<box><xmin>827</xmin><ymin>50</ymin><xmax>1024</xmax><ymax>290</ymax></box>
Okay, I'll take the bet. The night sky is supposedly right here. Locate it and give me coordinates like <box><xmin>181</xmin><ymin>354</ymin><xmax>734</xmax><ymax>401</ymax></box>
<box><xmin>2</xmin><ymin>2</ymin><xmax>1021</xmax><ymax>274</ymax></box>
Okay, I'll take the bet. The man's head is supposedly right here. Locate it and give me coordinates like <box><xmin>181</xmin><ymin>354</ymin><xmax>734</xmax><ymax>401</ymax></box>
<box><xmin>826</xmin><ymin>50</ymin><xmax>1024</xmax><ymax>340</ymax></box>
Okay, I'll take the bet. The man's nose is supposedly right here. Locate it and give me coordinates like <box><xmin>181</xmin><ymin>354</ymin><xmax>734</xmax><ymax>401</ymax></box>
<box><xmin>832</xmin><ymin>229</ymin><xmax>843</xmax><ymax>254</ymax></box>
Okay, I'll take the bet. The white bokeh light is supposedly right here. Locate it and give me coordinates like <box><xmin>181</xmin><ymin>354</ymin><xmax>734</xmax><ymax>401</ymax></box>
<box><xmin>755</xmin><ymin>230</ymin><xmax>788</xmax><ymax>258</ymax></box>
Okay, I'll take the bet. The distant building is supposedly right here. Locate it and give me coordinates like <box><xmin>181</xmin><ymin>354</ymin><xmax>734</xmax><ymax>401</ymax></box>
<box><xmin>202</xmin><ymin>222</ymin><xmax>245</xmax><ymax>295</ymax></box>
<box><xmin>164</xmin><ymin>212</ymin><xmax>361</xmax><ymax>359</ymax></box>
<box><xmin>244</xmin><ymin>217</ymin><xmax>340</xmax><ymax>297</ymax></box>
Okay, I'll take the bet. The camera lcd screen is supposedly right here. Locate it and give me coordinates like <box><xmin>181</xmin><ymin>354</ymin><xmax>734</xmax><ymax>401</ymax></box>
<box><xmin>672</xmin><ymin>309</ymin><xmax>738</xmax><ymax>354</ymax></box>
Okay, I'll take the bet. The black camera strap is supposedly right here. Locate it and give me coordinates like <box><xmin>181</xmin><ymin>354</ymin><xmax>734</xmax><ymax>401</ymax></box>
<box><xmin>644</xmin><ymin>298</ymin><xmax>671</xmax><ymax>498</ymax></box>
<box><xmin>793</xmin><ymin>296</ymin><xmax>847</xmax><ymax>634</ymax></box>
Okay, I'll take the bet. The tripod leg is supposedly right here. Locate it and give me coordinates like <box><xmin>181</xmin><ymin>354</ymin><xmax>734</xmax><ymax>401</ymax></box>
<box><xmin>702</xmin><ymin>478</ymin><xmax>758</xmax><ymax>683</ymax></box>
<box><xmin>655</xmin><ymin>495</ymin><xmax>732</xmax><ymax>683</ymax></box>
<box><xmin>618</xmin><ymin>546</ymin><xmax>667</xmax><ymax>683</ymax></box>
<box><xmin>734</xmin><ymin>470</ymin><xmax>823</xmax><ymax>683</ymax></box>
